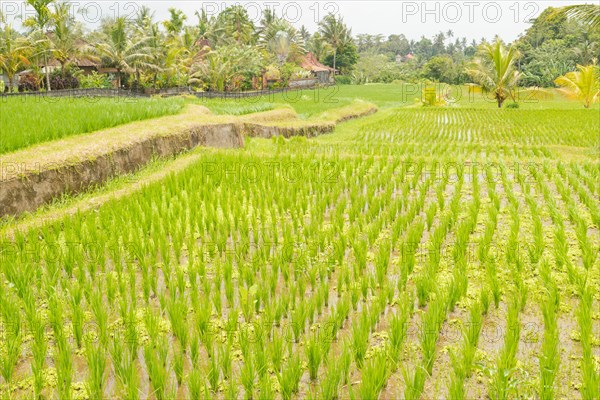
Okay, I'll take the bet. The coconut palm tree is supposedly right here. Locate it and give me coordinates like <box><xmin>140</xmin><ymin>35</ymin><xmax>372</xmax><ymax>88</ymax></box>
<box><xmin>554</xmin><ymin>5</ymin><xmax>600</xmax><ymax>28</ymax></box>
<box><xmin>308</xmin><ymin>32</ymin><xmax>332</xmax><ymax>62</ymax></box>
<box><xmin>215</xmin><ymin>5</ymin><xmax>256</xmax><ymax>46</ymax></box>
<box><xmin>555</xmin><ymin>63</ymin><xmax>600</xmax><ymax>108</ymax></box>
<box><xmin>134</xmin><ymin>6</ymin><xmax>155</xmax><ymax>30</ymax></box>
<box><xmin>49</xmin><ymin>1</ymin><xmax>83</xmax><ymax>77</ymax></box>
<box><xmin>163</xmin><ymin>8</ymin><xmax>186</xmax><ymax>38</ymax></box>
<box><xmin>190</xmin><ymin>44</ymin><xmax>262</xmax><ymax>91</ymax></box>
<box><xmin>318</xmin><ymin>13</ymin><xmax>350</xmax><ymax>72</ymax></box>
<box><xmin>23</xmin><ymin>0</ymin><xmax>54</xmax><ymax>90</ymax></box>
<box><xmin>93</xmin><ymin>17</ymin><xmax>154</xmax><ymax>88</ymax></box>
<box><xmin>465</xmin><ymin>40</ymin><xmax>521</xmax><ymax>108</ymax></box>
<box><xmin>0</xmin><ymin>24</ymin><xmax>32</xmax><ymax>92</ymax></box>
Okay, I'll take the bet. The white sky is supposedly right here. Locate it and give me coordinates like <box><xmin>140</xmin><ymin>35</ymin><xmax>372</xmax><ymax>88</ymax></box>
<box><xmin>2</xmin><ymin>1</ymin><xmax>598</xmax><ymax>42</ymax></box>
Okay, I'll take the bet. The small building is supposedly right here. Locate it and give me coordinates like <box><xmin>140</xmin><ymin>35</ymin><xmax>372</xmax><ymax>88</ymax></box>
<box><xmin>396</xmin><ymin>53</ymin><xmax>415</xmax><ymax>64</ymax></box>
<box><xmin>300</xmin><ymin>52</ymin><xmax>337</xmax><ymax>84</ymax></box>
<box><xmin>44</xmin><ymin>57</ymin><xmax>100</xmax><ymax>75</ymax></box>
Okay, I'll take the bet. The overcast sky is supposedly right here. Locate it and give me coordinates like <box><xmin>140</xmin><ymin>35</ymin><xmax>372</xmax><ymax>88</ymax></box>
<box><xmin>3</xmin><ymin>1</ymin><xmax>597</xmax><ymax>41</ymax></box>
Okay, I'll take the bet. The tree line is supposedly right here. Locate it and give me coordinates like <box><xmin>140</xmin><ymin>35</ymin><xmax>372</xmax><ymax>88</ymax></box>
<box><xmin>0</xmin><ymin>2</ymin><xmax>598</xmax><ymax>96</ymax></box>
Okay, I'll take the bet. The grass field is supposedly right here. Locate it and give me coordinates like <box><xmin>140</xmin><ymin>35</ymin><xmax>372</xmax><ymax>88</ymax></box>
<box><xmin>0</xmin><ymin>85</ymin><xmax>599</xmax><ymax>399</ymax></box>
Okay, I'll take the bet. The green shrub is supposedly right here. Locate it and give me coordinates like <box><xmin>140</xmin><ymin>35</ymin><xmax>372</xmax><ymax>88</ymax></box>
<box><xmin>79</xmin><ymin>71</ymin><xmax>113</xmax><ymax>89</ymax></box>
<box><xmin>506</xmin><ymin>102</ymin><xmax>520</xmax><ymax>109</ymax></box>
<box><xmin>335</xmin><ymin>75</ymin><xmax>352</xmax><ymax>85</ymax></box>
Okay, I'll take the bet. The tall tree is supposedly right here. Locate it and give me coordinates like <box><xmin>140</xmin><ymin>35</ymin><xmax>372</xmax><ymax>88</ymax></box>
<box><xmin>261</xmin><ymin>18</ymin><xmax>305</xmax><ymax>65</ymax></box>
<box><xmin>318</xmin><ymin>13</ymin><xmax>350</xmax><ymax>72</ymax></box>
<box><xmin>49</xmin><ymin>1</ymin><xmax>82</xmax><ymax>77</ymax></box>
<box><xmin>215</xmin><ymin>5</ymin><xmax>255</xmax><ymax>45</ymax></box>
<box><xmin>466</xmin><ymin>40</ymin><xmax>521</xmax><ymax>108</ymax></box>
<box><xmin>555</xmin><ymin>4</ymin><xmax>600</xmax><ymax>28</ymax></box>
<box><xmin>23</xmin><ymin>0</ymin><xmax>53</xmax><ymax>90</ymax></box>
<box><xmin>93</xmin><ymin>17</ymin><xmax>154</xmax><ymax>88</ymax></box>
<box><xmin>307</xmin><ymin>32</ymin><xmax>332</xmax><ymax>61</ymax></box>
<box><xmin>163</xmin><ymin>8</ymin><xmax>186</xmax><ymax>38</ymax></box>
<box><xmin>0</xmin><ymin>24</ymin><xmax>32</xmax><ymax>91</ymax></box>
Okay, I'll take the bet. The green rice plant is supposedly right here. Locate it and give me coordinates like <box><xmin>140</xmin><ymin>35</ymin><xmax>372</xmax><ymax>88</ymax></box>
<box><xmin>69</xmin><ymin>285</ymin><xmax>84</xmax><ymax>348</ymax></box>
<box><xmin>144</xmin><ymin>340</ymin><xmax>169</xmax><ymax>400</ymax></box>
<box><xmin>241</xmin><ymin>356</ymin><xmax>256</xmax><ymax>399</ymax></box>
<box><xmin>447</xmin><ymin>347</ymin><xmax>466</xmax><ymax>400</ymax></box>
<box><xmin>173</xmin><ymin>346</ymin><xmax>185</xmax><ymax>386</ymax></box>
<box><xmin>188</xmin><ymin>368</ymin><xmax>204</xmax><ymax>400</ymax></box>
<box><xmin>195</xmin><ymin>298</ymin><xmax>212</xmax><ymax>342</ymax></box>
<box><xmin>402</xmin><ymin>365</ymin><xmax>427</xmax><ymax>400</ymax></box>
<box><xmin>389</xmin><ymin>301</ymin><xmax>410</xmax><ymax>364</ymax></box>
<box><xmin>375</xmin><ymin>239</ymin><xmax>391</xmax><ymax>286</ymax></box>
<box><xmin>167</xmin><ymin>294</ymin><xmax>189</xmax><ymax>351</ymax></box>
<box><xmin>30</xmin><ymin>315</ymin><xmax>47</xmax><ymax>399</ymax></box>
<box><xmin>351</xmin><ymin>314</ymin><xmax>371</xmax><ymax>368</ymax></box>
<box><xmin>420</xmin><ymin>292</ymin><xmax>446</xmax><ymax>375</ymax></box>
<box><xmin>269</xmin><ymin>333</ymin><xmax>285</xmax><ymax>372</ymax></box>
<box><xmin>258</xmin><ymin>374</ymin><xmax>275</xmax><ymax>400</ymax></box>
<box><xmin>208</xmin><ymin>347</ymin><xmax>220</xmax><ymax>393</ymax></box>
<box><xmin>305</xmin><ymin>332</ymin><xmax>323</xmax><ymax>380</ymax></box>
<box><xmin>355</xmin><ymin>350</ymin><xmax>389</xmax><ymax>400</ymax></box>
<box><xmin>319</xmin><ymin>353</ymin><xmax>344</xmax><ymax>399</ymax></box>
<box><xmin>426</xmin><ymin>202</ymin><xmax>437</xmax><ymax>230</ymax></box>
<box><xmin>276</xmin><ymin>353</ymin><xmax>302</xmax><ymax>400</ymax></box>
<box><xmin>121</xmin><ymin>352</ymin><xmax>140</xmax><ymax>400</ymax></box>
<box><xmin>226</xmin><ymin>373</ymin><xmax>240</xmax><ymax>400</ymax></box>
<box><xmin>55</xmin><ymin>329</ymin><xmax>73</xmax><ymax>400</ymax></box>
<box><xmin>254</xmin><ymin>342</ymin><xmax>269</xmax><ymax>378</ymax></box>
<box><xmin>462</xmin><ymin>301</ymin><xmax>483</xmax><ymax>377</ymax></box>
<box><xmin>486</xmin><ymin>259</ymin><xmax>501</xmax><ymax>308</ymax></box>
<box><xmin>220</xmin><ymin>341</ymin><xmax>233</xmax><ymax>380</ymax></box>
<box><xmin>577</xmin><ymin>285</ymin><xmax>599</xmax><ymax>400</ymax></box>
<box><xmin>539</xmin><ymin>290</ymin><xmax>559</xmax><ymax>400</ymax></box>
<box><xmin>85</xmin><ymin>341</ymin><xmax>107</xmax><ymax>400</ymax></box>
<box><xmin>488</xmin><ymin>297</ymin><xmax>521</xmax><ymax>400</ymax></box>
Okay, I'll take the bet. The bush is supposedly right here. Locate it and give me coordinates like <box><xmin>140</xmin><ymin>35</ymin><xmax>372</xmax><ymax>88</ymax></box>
<box><xmin>79</xmin><ymin>71</ymin><xmax>112</xmax><ymax>89</ymax></box>
<box><xmin>335</xmin><ymin>75</ymin><xmax>352</xmax><ymax>85</ymax></box>
<box><xmin>18</xmin><ymin>73</ymin><xmax>41</xmax><ymax>92</ymax></box>
<box><xmin>421</xmin><ymin>85</ymin><xmax>447</xmax><ymax>107</ymax></box>
<box><xmin>50</xmin><ymin>75</ymin><xmax>79</xmax><ymax>90</ymax></box>
<box><xmin>506</xmin><ymin>102</ymin><xmax>520</xmax><ymax>109</ymax></box>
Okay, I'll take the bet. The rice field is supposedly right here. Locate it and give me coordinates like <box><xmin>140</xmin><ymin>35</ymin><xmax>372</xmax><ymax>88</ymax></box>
<box><xmin>0</xmin><ymin>87</ymin><xmax>599</xmax><ymax>400</ymax></box>
<box><xmin>0</xmin><ymin>97</ymin><xmax>185</xmax><ymax>154</ymax></box>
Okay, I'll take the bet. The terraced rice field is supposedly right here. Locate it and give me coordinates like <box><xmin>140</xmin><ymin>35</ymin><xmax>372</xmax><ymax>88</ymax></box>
<box><xmin>0</xmin><ymin>91</ymin><xmax>599</xmax><ymax>400</ymax></box>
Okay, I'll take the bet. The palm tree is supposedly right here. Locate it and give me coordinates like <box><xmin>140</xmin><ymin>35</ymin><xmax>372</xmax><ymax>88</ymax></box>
<box><xmin>23</xmin><ymin>0</ymin><xmax>54</xmax><ymax>90</ymax></box>
<box><xmin>555</xmin><ymin>64</ymin><xmax>600</xmax><ymax>108</ymax></box>
<box><xmin>465</xmin><ymin>40</ymin><xmax>521</xmax><ymax>108</ymax></box>
<box><xmin>0</xmin><ymin>24</ymin><xmax>32</xmax><ymax>92</ymax></box>
<box><xmin>163</xmin><ymin>8</ymin><xmax>186</xmax><ymax>38</ymax></box>
<box><xmin>260</xmin><ymin>18</ymin><xmax>305</xmax><ymax>65</ymax></box>
<box><xmin>308</xmin><ymin>32</ymin><xmax>332</xmax><ymax>62</ymax></box>
<box><xmin>94</xmin><ymin>17</ymin><xmax>154</xmax><ymax>88</ymax></box>
<box><xmin>49</xmin><ymin>1</ymin><xmax>82</xmax><ymax>77</ymax></box>
<box><xmin>554</xmin><ymin>5</ymin><xmax>600</xmax><ymax>28</ymax></box>
<box><xmin>190</xmin><ymin>45</ymin><xmax>262</xmax><ymax>91</ymax></box>
<box><xmin>216</xmin><ymin>5</ymin><xmax>255</xmax><ymax>45</ymax></box>
<box><xmin>318</xmin><ymin>13</ymin><xmax>350</xmax><ymax>72</ymax></box>
<box><xmin>134</xmin><ymin>6</ymin><xmax>155</xmax><ymax>30</ymax></box>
